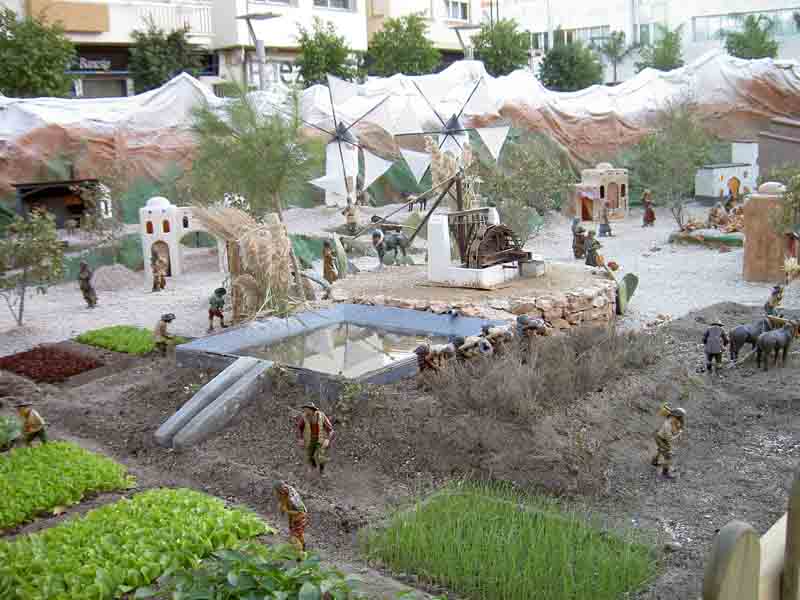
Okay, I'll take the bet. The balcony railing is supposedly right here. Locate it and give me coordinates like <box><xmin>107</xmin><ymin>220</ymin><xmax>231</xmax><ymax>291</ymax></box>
<box><xmin>134</xmin><ymin>2</ymin><xmax>213</xmax><ymax>37</ymax></box>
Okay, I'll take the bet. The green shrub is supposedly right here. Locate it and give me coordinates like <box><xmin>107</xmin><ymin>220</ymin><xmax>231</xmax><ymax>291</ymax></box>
<box><xmin>143</xmin><ymin>544</ymin><xmax>361</xmax><ymax>599</ymax></box>
<box><xmin>0</xmin><ymin>442</ymin><xmax>134</xmax><ymax>529</ymax></box>
<box><xmin>0</xmin><ymin>415</ymin><xmax>21</xmax><ymax>451</ymax></box>
<box><xmin>363</xmin><ymin>483</ymin><xmax>656</xmax><ymax>600</ymax></box>
<box><xmin>76</xmin><ymin>325</ymin><xmax>188</xmax><ymax>355</ymax></box>
<box><xmin>0</xmin><ymin>489</ymin><xmax>268</xmax><ymax>599</ymax></box>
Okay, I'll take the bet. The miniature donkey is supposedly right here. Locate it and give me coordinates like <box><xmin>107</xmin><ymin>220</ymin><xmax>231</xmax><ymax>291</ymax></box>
<box><xmin>372</xmin><ymin>228</ymin><xmax>409</xmax><ymax>267</ymax></box>
<box><xmin>756</xmin><ymin>321</ymin><xmax>797</xmax><ymax>371</ymax></box>
<box><xmin>729</xmin><ymin>317</ymin><xmax>772</xmax><ymax>361</ymax></box>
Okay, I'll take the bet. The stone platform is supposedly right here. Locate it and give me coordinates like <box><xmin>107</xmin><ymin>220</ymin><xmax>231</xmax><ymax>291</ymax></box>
<box><xmin>329</xmin><ymin>263</ymin><xmax>617</xmax><ymax>331</ymax></box>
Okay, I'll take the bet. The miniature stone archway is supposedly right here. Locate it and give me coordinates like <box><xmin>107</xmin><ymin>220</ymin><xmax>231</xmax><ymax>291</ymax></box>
<box><xmin>139</xmin><ymin>196</ymin><xmax>227</xmax><ymax>290</ymax></box>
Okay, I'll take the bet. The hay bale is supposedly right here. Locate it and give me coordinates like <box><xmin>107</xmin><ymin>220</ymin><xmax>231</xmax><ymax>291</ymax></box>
<box><xmin>92</xmin><ymin>264</ymin><xmax>139</xmax><ymax>291</ymax></box>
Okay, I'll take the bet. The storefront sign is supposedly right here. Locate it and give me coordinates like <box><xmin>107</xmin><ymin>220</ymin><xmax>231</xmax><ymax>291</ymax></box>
<box><xmin>77</xmin><ymin>57</ymin><xmax>112</xmax><ymax>71</ymax></box>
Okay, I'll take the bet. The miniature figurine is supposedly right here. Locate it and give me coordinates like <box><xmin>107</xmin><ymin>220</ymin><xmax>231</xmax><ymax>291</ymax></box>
<box><xmin>15</xmin><ymin>399</ymin><xmax>47</xmax><ymax>446</ymax></box>
<box><xmin>342</xmin><ymin>201</ymin><xmax>359</xmax><ymax>236</ymax></box>
<box><xmin>765</xmin><ymin>285</ymin><xmax>784</xmax><ymax>316</ymax></box>
<box><xmin>642</xmin><ymin>190</ymin><xmax>656</xmax><ymax>227</ymax></box>
<box><xmin>481</xmin><ymin>324</ymin><xmax>514</xmax><ymax>355</ymax></box>
<box><xmin>584</xmin><ymin>230</ymin><xmax>601</xmax><ymax>267</ymax></box>
<box><xmin>651</xmin><ymin>404</ymin><xmax>686</xmax><ymax>480</ymax></box>
<box><xmin>273</xmin><ymin>481</ymin><xmax>309</xmax><ymax>552</ymax></box>
<box><xmin>208</xmin><ymin>288</ymin><xmax>228</xmax><ymax>333</ymax></box>
<box><xmin>571</xmin><ymin>218</ymin><xmax>586</xmax><ymax>259</ymax></box>
<box><xmin>414</xmin><ymin>342</ymin><xmax>456</xmax><ymax>372</ymax></box>
<box><xmin>154</xmin><ymin>313</ymin><xmax>176</xmax><ymax>356</ymax></box>
<box><xmin>598</xmin><ymin>201</ymin><xmax>613</xmax><ymax>237</ymax></box>
<box><xmin>322</xmin><ymin>240</ymin><xmax>338</xmax><ymax>285</ymax></box>
<box><xmin>372</xmin><ymin>229</ymin><xmax>409</xmax><ymax>267</ymax></box>
<box><xmin>151</xmin><ymin>252</ymin><xmax>167</xmax><ymax>292</ymax></box>
<box><xmin>296</xmin><ymin>403</ymin><xmax>334</xmax><ymax>477</ymax></box>
<box><xmin>403</xmin><ymin>191</ymin><xmax>416</xmax><ymax>213</ymax></box>
<box><xmin>78</xmin><ymin>261</ymin><xmax>97</xmax><ymax>309</ymax></box>
<box><xmin>703</xmin><ymin>317</ymin><xmax>729</xmax><ymax>374</ymax></box>
<box><xmin>729</xmin><ymin>317</ymin><xmax>772</xmax><ymax>361</ymax></box>
<box><xmin>708</xmin><ymin>202</ymin><xmax>730</xmax><ymax>229</ymax></box>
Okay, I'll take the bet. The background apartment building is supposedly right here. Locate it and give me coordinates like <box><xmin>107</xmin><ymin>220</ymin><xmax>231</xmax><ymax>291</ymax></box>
<box><xmin>501</xmin><ymin>0</ymin><xmax>800</xmax><ymax>82</ymax></box>
<box><xmin>1</xmin><ymin>0</ymin><xmax>216</xmax><ymax>97</ymax></box>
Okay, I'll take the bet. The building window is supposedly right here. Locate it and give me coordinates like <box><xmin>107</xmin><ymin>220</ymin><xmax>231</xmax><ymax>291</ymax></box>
<box><xmin>621</xmin><ymin>184</ymin><xmax>627</xmax><ymax>197</ymax></box>
<box><xmin>146</xmin><ymin>221</ymin><xmax>154</xmax><ymax>234</ymax></box>
<box><xmin>693</xmin><ymin>8</ymin><xmax>800</xmax><ymax>43</ymax></box>
<box><xmin>639</xmin><ymin>23</ymin><xmax>651</xmax><ymax>45</ymax></box>
<box><xmin>163</xmin><ymin>220</ymin><xmax>171</xmax><ymax>233</ymax></box>
<box><xmin>313</xmin><ymin>0</ymin><xmax>351</xmax><ymax>9</ymax></box>
<box><xmin>183</xmin><ymin>215</ymin><xmax>190</xmax><ymax>228</ymax></box>
<box><xmin>600</xmin><ymin>185</ymin><xmax>605</xmax><ymax>199</ymax></box>
<box><xmin>444</xmin><ymin>0</ymin><xmax>469</xmax><ymax>21</ymax></box>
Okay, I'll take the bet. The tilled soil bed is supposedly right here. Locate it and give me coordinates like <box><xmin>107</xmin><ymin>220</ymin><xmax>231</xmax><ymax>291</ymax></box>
<box><xmin>0</xmin><ymin>345</ymin><xmax>103</xmax><ymax>384</ymax></box>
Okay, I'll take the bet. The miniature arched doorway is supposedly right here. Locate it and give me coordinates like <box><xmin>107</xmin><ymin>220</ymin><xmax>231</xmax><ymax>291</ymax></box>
<box><xmin>728</xmin><ymin>177</ymin><xmax>741</xmax><ymax>198</ymax></box>
<box><xmin>580</xmin><ymin>196</ymin><xmax>593</xmax><ymax>221</ymax></box>
<box><xmin>151</xmin><ymin>240</ymin><xmax>172</xmax><ymax>277</ymax></box>
<box><xmin>607</xmin><ymin>183</ymin><xmax>620</xmax><ymax>209</ymax></box>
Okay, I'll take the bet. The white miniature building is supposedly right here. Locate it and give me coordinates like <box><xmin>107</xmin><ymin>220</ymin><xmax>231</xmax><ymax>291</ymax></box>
<box><xmin>695</xmin><ymin>141</ymin><xmax>759</xmax><ymax>201</ymax></box>
<box><xmin>139</xmin><ymin>197</ymin><xmax>225</xmax><ymax>289</ymax></box>
<box><xmin>572</xmin><ymin>163</ymin><xmax>629</xmax><ymax>222</ymax></box>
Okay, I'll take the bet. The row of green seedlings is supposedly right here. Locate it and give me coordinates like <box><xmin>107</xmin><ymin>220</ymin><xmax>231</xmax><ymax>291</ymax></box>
<box><xmin>75</xmin><ymin>325</ymin><xmax>188</xmax><ymax>356</ymax></box>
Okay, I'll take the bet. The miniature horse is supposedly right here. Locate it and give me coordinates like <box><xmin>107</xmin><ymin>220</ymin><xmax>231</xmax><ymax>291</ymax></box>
<box><xmin>372</xmin><ymin>228</ymin><xmax>409</xmax><ymax>266</ymax></box>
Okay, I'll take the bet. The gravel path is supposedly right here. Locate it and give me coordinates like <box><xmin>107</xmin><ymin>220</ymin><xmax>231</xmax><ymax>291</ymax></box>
<box><xmin>0</xmin><ymin>204</ymin><xmax>782</xmax><ymax>357</ymax></box>
<box><xmin>529</xmin><ymin>206</ymin><xmax>778</xmax><ymax>325</ymax></box>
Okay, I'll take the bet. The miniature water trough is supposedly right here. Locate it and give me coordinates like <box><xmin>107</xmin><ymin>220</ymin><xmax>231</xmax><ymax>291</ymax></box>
<box><xmin>156</xmin><ymin>304</ymin><xmax>503</xmax><ymax>449</ymax></box>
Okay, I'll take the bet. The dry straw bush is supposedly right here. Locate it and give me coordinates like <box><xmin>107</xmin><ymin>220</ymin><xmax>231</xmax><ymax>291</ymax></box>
<box><xmin>428</xmin><ymin>325</ymin><xmax>663</xmax><ymax>423</ymax></box>
<box><xmin>192</xmin><ymin>206</ymin><xmax>292</xmax><ymax>318</ymax></box>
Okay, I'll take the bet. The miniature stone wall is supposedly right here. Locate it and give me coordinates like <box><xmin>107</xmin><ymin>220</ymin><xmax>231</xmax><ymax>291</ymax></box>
<box><xmin>330</xmin><ymin>279</ymin><xmax>617</xmax><ymax>332</ymax></box>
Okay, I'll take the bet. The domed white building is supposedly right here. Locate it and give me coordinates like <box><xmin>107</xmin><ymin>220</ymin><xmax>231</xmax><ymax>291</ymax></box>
<box><xmin>139</xmin><ymin>197</ymin><xmax>226</xmax><ymax>289</ymax></box>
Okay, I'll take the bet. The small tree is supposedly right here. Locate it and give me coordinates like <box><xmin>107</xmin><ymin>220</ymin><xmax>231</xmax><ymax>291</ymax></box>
<box><xmin>725</xmin><ymin>15</ymin><xmax>779</xmax><ymax>60</ymax></box>
<box><xmin>480</xmin><ymin>133</ymin><xmax>575</xmax><ymax>241</ymax></box>
<box><xmin>595</xmin><ymin>31</ymin><xmax>637</xmax><ymax>83</ymax></box>
<box><xmin>0</xmin><ymin>211</ymin><xmax>64</xmax><ymax>326</ymax></box>
<box><xmin>296</xmin><ymin>18</ymin><xmax>357</xmax><ymax>87</ymax></box>
<box><xmin>0</xmin><ymin>8</ymin><xmax>76</xmax><ymax>98</ymax></box>
<box><xmin>539</xmin><ymin>42</ymin><xmax>603</xmax><ymax>91</ymax></box>
<box><xmin>624</xmin><ymin>100</ymin><xmax>714</xmax><ymax>229</ymax></box>
<box><xmin>472</xmin><ymin>18</ymin><xmax>530</xmax><ymax>77</ymax></box>
<box><xmin>368</xmin><ymin>13</ymin><xmax>440</xmax><ymax>76</ymax></box>
<box><xmin>635</xmin><ymin>24</ymin><xmax>684</xmax><ymax>73</ymax></box>
<box><xmin>129</xmin><ymin>18</ymin><xmax>202</xmax><ymax>93</ymax></box>
<box><xmin>189</xmin><ymin>86</ymin><xmax>324</xmax><ymax>298</ymax></box>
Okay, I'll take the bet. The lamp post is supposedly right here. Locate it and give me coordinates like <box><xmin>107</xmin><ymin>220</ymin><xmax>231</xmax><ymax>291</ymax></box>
<box><xmin>236</xmin><ymin>12</ymin><xmax>280</xmax><ymax>91</ymax></box>
<box><xmin>453</xmin><ymin>24</ymin><xmax>482</xmax><ymax>60</ymax></box>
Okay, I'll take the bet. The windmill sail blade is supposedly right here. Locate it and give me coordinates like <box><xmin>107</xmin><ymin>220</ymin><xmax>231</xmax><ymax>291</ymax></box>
<box><xmin>310</xmin><ymin>174</ymin><xmax>348</xmax><ymax>197</ymax></box>
<box><xmin>462</xmin><ymin>77</ymin><xmax>496</xmax><ymax>117</ymax></box>
<box><xmin>476</xmin><ymin>126</ymin><xmax>510</xmax><ymax>161</ymax></box>
<box><xmin>363</xmin><ymin>150</ymin><xmax>394</xmax><ymax>189</ymax></box>
<box><xmin>440</xmin><ymin>133</ymin><xmax>466</xmax><ymax>157</ymax></box>
<box><xmin>400</xmin><ymin>148</ymin><xmax>432</xmax><ymax>184</ymax></box>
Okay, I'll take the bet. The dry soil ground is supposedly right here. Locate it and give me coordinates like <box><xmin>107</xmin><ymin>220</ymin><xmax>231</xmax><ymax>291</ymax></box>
<box><xmin>2</xmin><ymin>302</ymin><xmax>797</xmax><ymax>600</ymax></box>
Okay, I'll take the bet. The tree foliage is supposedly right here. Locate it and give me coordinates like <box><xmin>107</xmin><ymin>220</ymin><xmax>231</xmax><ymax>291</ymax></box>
<box><xmin>538</xmin><ymin>41</ymin><xmax>603</xmax><ymax>91</ymax></box>
<box><xmin>189</xmin><ymin>86</ymin><xmax>324</xmax><ymax>217</ymax></box>
<box><xmin>595</xmin><ymin>31</ymin><xmax>637</xmax><ymax>83</ymax></box>
<box><xmin>622</xmin><ymin>101</ymin><xmax>714</xmax><ymax>228</ymax></box>
<box><xmin>0</xmin><ymin>211</ymin><xmax>64</xmax><ymax>326</ymax></box>
<box><xmin>0</xmin><ymin>8</ymin><xmax>76</xmax><ymax>98</ymax></box>
<box><xmin>635</xmin><ymin>24</ymin><xmax>684</xmax><ymax>73</ymax></box>
<box><xmin>472</xmin><ymin>18</ymin><xmax>530</xmax><ymax>77</ymax></box>
<box><xmin>367</xmin><ymin>13</ymin><xmax>440</xmax><ymax>76</ymax></box>
<box><xmin>296</xmin><ymin>18</ymin><xmax>357</xmax><ymax>87</ymax></box>
<box><xmin>480</xmin><ymin>133</ymin><xmax>575</xmax><ymax>240</ymax></box>
<box><xmin>129</xmin><ymin>18</ymin><xmax>202</xmax><ymax>93</ymax></box>
<box><xmin>725</xmin><ymin>15</ymin><xmax>779</xmax><ymax>60</ymax></box>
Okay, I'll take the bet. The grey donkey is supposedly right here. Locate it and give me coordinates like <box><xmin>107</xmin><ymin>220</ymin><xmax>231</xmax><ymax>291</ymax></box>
<box><xmin>729</xmin><ymin>317</ymin><xmax>772</xmax><ymax>361</ymax></box>
<box><xmin>756</xmin><ymin>322</ymin><xmax>797</xmax><ymax>371</ymax></box>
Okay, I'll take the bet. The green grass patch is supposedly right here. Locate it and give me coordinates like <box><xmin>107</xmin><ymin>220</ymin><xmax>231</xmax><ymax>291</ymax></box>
<box><xmin>76</xmin><ymin>325</ymin><xmax>188</xmax><ymax>355</ymax></box>
<box><xmin>0</xmin><ymin>488</ymin><xmax>270</xmax><ymax>600</ymax></box>
<box><xmin>0</xmin><ymin>442</ymin><xmax>134</xmax><ymax>530</ymax></box>
<box><xmin>362</xmin><ymin>483</ymin><xmax>656</xmax><ymax>600</ymax></box>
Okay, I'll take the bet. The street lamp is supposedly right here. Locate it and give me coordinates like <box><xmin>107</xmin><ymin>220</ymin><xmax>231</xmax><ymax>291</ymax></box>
<box><xmin>453</xmin><ymin>24</ymin><xmax>482</xmax><ymax>60</ymax></box>
<box><xmin>236</xmin><ymin>12</ymin><xmax>280</xmax><ymax>91</ymax></box>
